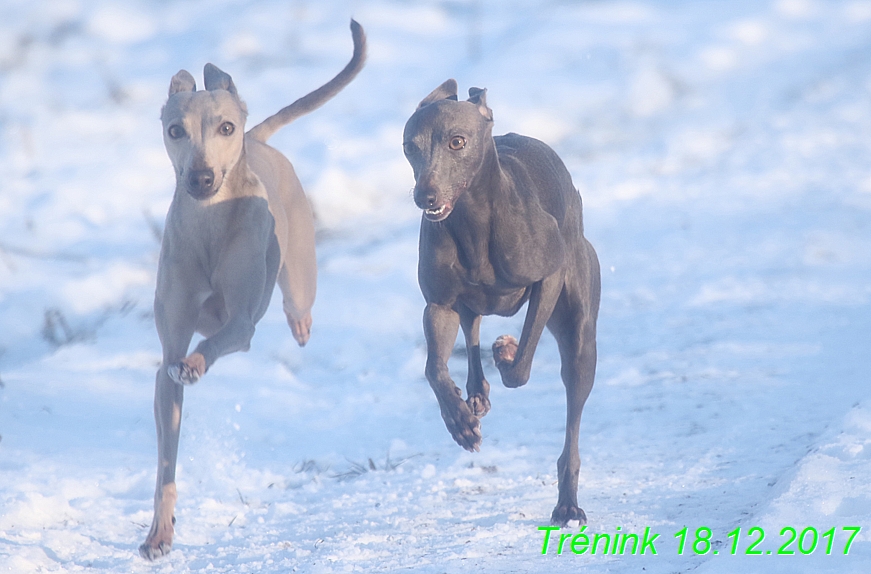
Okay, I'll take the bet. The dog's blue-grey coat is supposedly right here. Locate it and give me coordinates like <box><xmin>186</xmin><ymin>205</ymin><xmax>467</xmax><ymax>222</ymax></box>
<box><xmin>404</xmin><ymin>79</ymin><xmax>601</xmax><ymax>526</ymax></box>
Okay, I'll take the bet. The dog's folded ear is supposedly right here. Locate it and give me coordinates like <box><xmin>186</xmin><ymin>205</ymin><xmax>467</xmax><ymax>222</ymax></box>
<box><xmin>203</xmin><ymin>63</ymin><xmax>238</xmax><ymax>97</ymax></box>
<box><xmin>169</xmin><ymin>70</ymin><xmax>196</xmax><ymax>96</ymax></box>
<box><xmin>417</xmin><ymin>79</ymin><xmax>458</xmax><ymax>110</ymax></box>
<box><xmin>467</xmin><ymin>87</ymin><xmax>493</xmax><ymax>122</ymax></box>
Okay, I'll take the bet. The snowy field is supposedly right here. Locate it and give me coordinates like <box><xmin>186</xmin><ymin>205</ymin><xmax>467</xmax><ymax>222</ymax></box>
<box><xmin>2</xmin><ymin>0</ymin><xmax>871</xmax><ymax>572</ymax></box>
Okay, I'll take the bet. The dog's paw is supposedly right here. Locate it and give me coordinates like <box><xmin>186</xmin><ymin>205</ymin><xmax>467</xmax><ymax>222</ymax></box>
<box><xmin>550</xmin><ymin>504</ymin><xmax>587</xmax><ymax>527</ymax></box>
<box><xmin>466</xmin><ymin>393</ymin><xmax>491</xmax><ymax>418</ymax></box>
<box><xmin>139</xmin><ymin>539</ymin><xmax>172</xmax><ymax>561</ymax></box>
<box><xmin>492</xmin><ymin>335</ymin><xmax>518</xmax><ymax>367</ymax></box>
<box><xmin>287</xmin><ymin>313</ymin><xmax>312</xmax><ymax>347</ymax></box>
<box><xmin>493</xmin><ymin>335</ymin><xmax>529</xmax><ymax>387</ymax></box>
<box><xmin>167</xmin><ymin>353</ymin><xmax>205</xmax><ymax>385</ymax></box>
<box><xmin>440</xmin><ymin>396</ymin><xmax>482</xmax><ymax>452</ymax></box>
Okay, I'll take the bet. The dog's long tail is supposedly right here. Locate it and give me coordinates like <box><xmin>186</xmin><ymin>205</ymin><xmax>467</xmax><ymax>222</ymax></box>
<box><xmin>246</xmin><ymin>19</ymin><xmax>366</xmax><ymax>143</ymax></box>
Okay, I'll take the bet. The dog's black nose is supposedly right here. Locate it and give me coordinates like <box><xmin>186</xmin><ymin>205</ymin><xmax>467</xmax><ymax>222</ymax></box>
<box><xmin>187</xmin><ymin>169</ymin><xmax>215</xmax><ymax>196</ymax></box>
<box><xmin>414</xmin><ymin>187</ymin><xmax>438</xmax><ymax>210</ymax></box>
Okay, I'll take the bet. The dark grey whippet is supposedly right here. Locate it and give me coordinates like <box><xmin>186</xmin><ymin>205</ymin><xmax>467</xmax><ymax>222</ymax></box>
<box><xmin>403</xmin><ymin>80</ymin><xmax>600</xmax><ymax>525</ymax></box>
<box><xmin>140</xmin><ymin>21</ymin><xmax>365</xmax><ymax>560</ymax></box>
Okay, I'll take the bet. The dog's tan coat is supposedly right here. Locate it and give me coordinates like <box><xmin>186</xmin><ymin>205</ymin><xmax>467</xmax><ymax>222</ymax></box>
<box><xmin>140</xmin><ymin>21</ymin><xmax>365</xmax><ymax>560</ymax></box>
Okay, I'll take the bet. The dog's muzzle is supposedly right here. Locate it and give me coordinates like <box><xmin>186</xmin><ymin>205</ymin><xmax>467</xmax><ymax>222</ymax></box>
<box><xmin>415</xmin><ymin>186</ymin><xmax>454</xmax><ymax>222</ymax></box>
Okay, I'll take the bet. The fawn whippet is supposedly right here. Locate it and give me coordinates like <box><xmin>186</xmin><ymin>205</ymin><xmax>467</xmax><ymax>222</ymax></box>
<box><xmin>140</xmin><ymin>20</ymin><xmax>366</xmax><ymax>560</ymax></box>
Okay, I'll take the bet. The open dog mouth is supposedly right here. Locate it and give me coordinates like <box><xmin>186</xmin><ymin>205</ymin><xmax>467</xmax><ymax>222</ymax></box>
<box><xmin>424</xmin><ymin>202</ymin><xmax>453</xmax><ymax>222</ymax></box>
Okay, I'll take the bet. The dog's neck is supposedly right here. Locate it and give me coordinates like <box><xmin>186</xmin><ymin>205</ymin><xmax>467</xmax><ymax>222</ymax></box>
<box><xmin>453</xmin><ymin>138</ymin><xmax>506</xmax><ymax>216</ymax></box>
<box><xmin>219</xmin><ymin>144</ymin><xmax>262</xmax><ymax>200</ymax></box>
<box><xmin>444</xmin><ymin>139</ymin><xmax>508</xmax><ymax>277</ymax></box>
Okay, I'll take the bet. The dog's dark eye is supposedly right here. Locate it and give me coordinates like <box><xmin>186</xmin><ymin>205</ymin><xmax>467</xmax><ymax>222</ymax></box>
<box><xmin>219</xmin><ymin>122</ymin><xmax>235</xmax><ymax>136</ymax></box>
<box><xmin>167</xmin><ymin>125</ymin><xmax>186</xmax><ymax>139</ymax></box>
<box><xmin>449</xmin><ymin>136</ymin><xmax>466</xmax><ymax>151</ymax></box>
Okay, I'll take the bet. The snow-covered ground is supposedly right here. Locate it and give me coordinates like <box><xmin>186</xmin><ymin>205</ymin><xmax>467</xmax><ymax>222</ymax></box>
<box><xmin>2</xmin><ymin>0</ymin><xmax>871</xmax><ymax>572</ymax></box>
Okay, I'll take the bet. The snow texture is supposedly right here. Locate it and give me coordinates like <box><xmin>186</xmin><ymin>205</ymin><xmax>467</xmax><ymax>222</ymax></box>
<box><xmin>1</xmin><ymin>0</ymin><xmax>871</xmax><ymax>572</ymax></box>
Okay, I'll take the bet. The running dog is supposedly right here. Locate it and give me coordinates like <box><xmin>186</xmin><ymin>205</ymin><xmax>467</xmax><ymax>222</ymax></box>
<box><xmin>139</xmin><ymin>20</ymin><xmax>366</xmax><ymax>560</ymax></box>
<box><xmin>403</xmin><ymin>79</ymin><xmax>600</xmax><ymax>525</ymax></box>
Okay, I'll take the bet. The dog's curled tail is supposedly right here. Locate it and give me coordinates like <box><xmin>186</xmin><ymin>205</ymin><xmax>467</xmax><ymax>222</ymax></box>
<box><xmin>247</xmin><ymin>19</ymin><xmax>366</xmax><ymax>143</ymax></box>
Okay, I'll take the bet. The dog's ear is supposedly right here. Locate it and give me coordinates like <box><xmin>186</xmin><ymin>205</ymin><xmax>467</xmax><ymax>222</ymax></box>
<box><xmin>467</xmin><ymin>87</ymin><xmax>493</xmax><ymax>122</ymax></box>
<box><xmin>168</xmin><ymin>70</ymin><xmax>196</xmax><ymax>96</ymax></box>
<box><xmin>417</xmin><ymin>79</ymin><xmax>458</xmax><ymax>110</ymax></box>
<box><xmin>203</xmin><ymin>63</ymin><xmax>238</xmax><ymax>97</ymax></box>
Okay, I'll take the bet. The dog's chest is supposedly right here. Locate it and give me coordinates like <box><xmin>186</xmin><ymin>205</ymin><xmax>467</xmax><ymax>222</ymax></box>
<box><xmin>421</xmin><ymin>218</ymin><xmax>533</xmax><ymax>314</ymax></box>
<box><xmin>428</xmin><ymin>246</ymin><xmax>530</xmax><ymax>316</ymax></box>
<box><xmin>165</xmin><ymin>195</ymin><xmax>274</xmax><ymax>272</ymax></box>
<box><xmin>459</xmin><ymin>280</ymin><xmax>530</xmax><ymax>317</ymax></box>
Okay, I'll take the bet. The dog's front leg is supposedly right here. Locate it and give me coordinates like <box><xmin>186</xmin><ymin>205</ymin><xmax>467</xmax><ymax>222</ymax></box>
<box><xmin>189</xmin><ymin>312</ymin><xmax>257</xmax><ymax>374</ymax></box>
<box><xmin>141</xmin><ymin>291</ymin><xmax>199</xmax><ymax>560</ymax></box>
<box><xmin>184</xmin><ymin>242</ymin><xmax>273</xmax><ymax>375</ymax></box>
<box><xmin>458</xmin><ymin>305</ymin><xmax>490</xmax><ymax>417</ymax></box>
<box><xmin>424</xmin><ymin>303</ymin><xmax>482</xmax><ymax>451</ymax></box>
<box><xmin>140</xmin><ymin>368</ymin><xmax>184</xmax><ymax>560</ymax></box>
<box><xmin>493</xmin><ymin>270</ymin><xmax>564</xmax><ymax>388</ymax></box>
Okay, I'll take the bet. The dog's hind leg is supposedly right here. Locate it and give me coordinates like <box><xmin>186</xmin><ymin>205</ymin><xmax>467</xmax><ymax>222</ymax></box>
<box><xmin>459</xmin><ymin>305</ymin><xmax>490</xmax><ymax>417</ymax></box>
<box><xmin>252</xmin><ymin>143</ymin><xmax>317</xmax><ymax>347</ymax></box>
<box><xmin>277</xmin><ymin>242</ymin><xmax>315</xmax><ymax>347</ymax></box>
<box><xmin>547</xmin><ymin>244</ymin><xmax>600</xmax><ymax>526</ymax></box>
<box><xmin>549</xmin><ymin>313</ymin><xmax>596</xmax><ymax>525</ymax></box>
<box><xmin>492</xmin><ymin>269</ymin><xmax>564</xmax><ymax>388</ymax></box>
<box><xmin>424</xmin><ymin>303</ymin><xmax>483</xmax><ymax>451</ymax></box>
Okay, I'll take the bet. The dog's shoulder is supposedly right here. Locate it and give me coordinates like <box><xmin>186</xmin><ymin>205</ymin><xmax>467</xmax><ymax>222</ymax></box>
<box><xmin>493</xmin><ymin>132</ymin><xmax>525</xmax><ymax>158</ymax></box>
<box><xmin>494</xmin><ymin>132</ymin><xmax>572</xmax><ymax>190</ymax></box>
<box><xmin>494</xmin><ymin>132</ymin><xmax>559</xmax><ymax>163</ymax></box>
